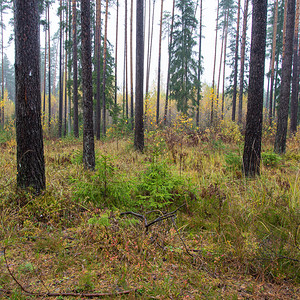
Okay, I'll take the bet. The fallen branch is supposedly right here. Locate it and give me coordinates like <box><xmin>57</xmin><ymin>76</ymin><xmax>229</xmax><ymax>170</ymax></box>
<box><xmin>3</xmin><ymin>247</ymin><xmax>136</xmax><ymax>298</ymax></box>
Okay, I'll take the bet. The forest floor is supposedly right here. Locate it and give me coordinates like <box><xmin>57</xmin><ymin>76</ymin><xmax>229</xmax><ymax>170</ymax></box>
<box><xmin>0</xmin><ymin>122</ymin><xmax>299</xmax><ymax>299</ymax></box>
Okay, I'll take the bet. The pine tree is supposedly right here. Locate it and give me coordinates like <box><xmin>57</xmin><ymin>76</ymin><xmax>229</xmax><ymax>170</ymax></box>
<box><xmin>243</xmin><ymin>0</ymin><xmax>268</xmax><ymax>176</ymax></box>
<box><xmin>274</xmin><ymin>0</ymin><xmax>296</xmax><ymax>153</ymax></box>
<box><xmin>15</xmin><ymin>0</ymin><xmax>46</xmax><ymax>192</ymax></box>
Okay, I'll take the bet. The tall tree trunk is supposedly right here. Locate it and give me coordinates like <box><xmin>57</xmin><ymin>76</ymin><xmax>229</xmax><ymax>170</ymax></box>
<box><xmin>130</xmin><ymin>0</ymin><xmax>134</xmax><ymax>128</ymax></box>
<box><xmin>43</xmin><ymin>7</ymin><xmax>47</xmax><ymax>126</ymax></box>
<box><xmin>115</xmin><ymin>0</ymin><xmax>119</xmax><ymax>105</ymax></box>
<box><xmin>0</xmin><ymin>4</ymin><xmax>3</xmax><ymax>126</ymax></box>
<box><xmin>68</xmin><ymin>0</ymin><xmax>72</xmax><ymax>135</ymax></box>
<box><xmin>64</xmin><ymin>0</ymin><xmax>68</xmax><ymax>137</ymax></box>
<box><xmin>274</xmin><ymin>0</ymin><xmax>296</xmax><ymax>154</ymax></box>
<box><xmin>221</xmin><ymin>8</ymin><xmax>229</xmax><ymax>120</ymax></box>
<box><xmin>125</xmin><ymin>0</ymin><xmax>129</xmax><ymax>118</ymax></box>
<box><xmin>156</xmin><ymin>0</ymin><xmax>163</xmax><ymax>125</ymax></box>
<box><xmin>58</xmin><ymin>0</ymin><xmax>63</xmax><ymax>138</ymax></box>
<box><xmin>72</xmin><ymin>0</ymin><xmax>79</xmax><ymax>137</ymax></box>
<box><xmin>102</xmin><ymin>0</ymin><xmax>109</xmax><ymax>136</ymax></box>
<box><xmin>211</xmin><ymin>0</ymin><xmax>220</xmax><ymax>125</ymax></box>
<box><xmin>196</xmin><ymin>0</ymin><xmax>202</xmax><ymax>126</ymax></box>
<box><xmin>290</xmin><ymin>0</ymin><xmax>300</xmax><ymax>134</ymax></box>
<box><xmin>243</xmin><ymin>0</ymin><xmax>267</xmax><ymax>177</ymax></box>
<box><xmin>232</xmin><ymin>0</ymin><xmax>241</xmax><ymax>121</ymax></box>
<box><xmin>81</xmin><ymin>0</ymin><xmax>95</xmax><ymax>169</ymax></box>
<box><xmin>145</xmin><ymin>0</ymin><xmax>156</xmax><ymax>123</ymax></box>
<box><xmin>15</xmin><ymin>0</ymin><xmax>46</xmax><ymax>192</ymax></box>
<box><xmin>95</xmin><ymin>0</ymin><xmax>101</xmax><ymax>139</ymax></box>
<box><xmin>238</xmin><ymin>0</ymin><xmax>249</xmax><ymax>125</ymax></box>
<box><xmin>134</xmin><ymin>0</ymin><xmax>144</xmax><ymax>151</ymax></box>
<box><xmin>269</xmin><ymin>0</ymin><xmax>279</xmax><ymax>125</ymax></box>
<box><xmin>48</xmin><ymin>3</ymin><xmax>52</xmax><ymax>130</ymax></box>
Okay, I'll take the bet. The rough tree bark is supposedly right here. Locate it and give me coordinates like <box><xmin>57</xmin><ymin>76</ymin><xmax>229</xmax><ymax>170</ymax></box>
<box><xmin>15</xmin><ymin>0</ymin><xmax>46</xmax><ymax>192</ymax></box>
<box><xmin>274</xmin><ymin>0</ymin><xmax>296</xmax><ymax>153</ymax></box>
<box><xmin>81</xmin><ymin>0</ymin><xmax>95</xmax><ymax>169</ymax></box>
<box><xmin>134</xmin><ymin>0</ymin><xmax>144</xmax><ymax>151</ymax></box>
<box><xmin>243</xmin><ymin>0</ymin><xmax>267</xmax><ymax>177</ymax></box>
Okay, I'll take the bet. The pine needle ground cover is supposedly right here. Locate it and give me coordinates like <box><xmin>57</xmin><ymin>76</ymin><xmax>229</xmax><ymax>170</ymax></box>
<box><xmin>0</xmin><ymin>125</ymin><xmax>299</xmax><ymax>299</ymax></box>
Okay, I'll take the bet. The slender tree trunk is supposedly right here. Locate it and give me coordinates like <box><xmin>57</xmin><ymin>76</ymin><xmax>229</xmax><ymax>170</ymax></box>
<box><xmin>238</xmin><ymin>0</ymin><xmax>249</xmax><ymax>125</ymax></box>
<box><xmin>274</xmin><ymin>0</ymin><xmax>296</xmax><ymax>153</ymax></box>
<box><xmin>15</xmin><ymin>0</ymin><xmax>46</xmax><ymax>192</ymax></box>
<box><xmin>243</xmin><ymin>0</ymin><xmax>267</xmax><ymax>177</ymax></box>
<box><xmin>72</xmin><ymin>0</ymin><xmax>79</xmax><ymax>137</ymax></box>
<box><xmin>102</xmin><ymin>0</ymin><xmax>109</xmax><ymax>136</ymax></box>
<box><xmin>156</xmin><ymin>0</ymin><xmax>164</xmax><ymax>125</ymax></box>
<box><xmin>211</xmin><ymin>0</ymin><xmax>220</xmax><ymax>125</ymax></box>
<box><xmin>0</xmin><ymin>5</ymin><xmax>3</xmax><ymax>126</ymax></box>
<box><xmin>64</xmin><ymin>0</ymin><xmax>68</xmax><ymax>137</ymax></box>
<box><xmin>125</xmin><ymin>0</ymin><xmax>129</xmax><ymax>118</ymax></box>
<box><xmin>68</xmin><ymin>0</ymin><xmax>72</xmax><ymax>135</ymax></box>
<box><xmin>43</xmin><ymin>8</ymin><xmax>47</xmax><ymax>125</ymax></box>
<box><xmin>269</xmin><ymin>0</ymin><xmax>279</xmax><ymax>125</ymax></box>
<box><xmin>232</xmin><ymin>0</ymin><xmax>241</xmax><ymax>121</ymax></box>
<box><xmin>115</xmin><ymin>0</ymin><xmax>119</xmax><ymax>105</ymax></box>
<box><xmin>196</xmin><ymin>0</ymin><xmax>202</xmax><ymax>126</ymax></box>
<box><xmin>221</xmin><ymin>8</ymin><xmax>229</xmax><ymax>120</ymax></box>
<box><xmin>58</xmin><ymin>0</ymin><xmax>63</xmax><ymax>138</ymax></box>
<box><xmin>81</xmin><ymin>0</ymin><xmax>95</xmax><ymax>169</ymax></box>
<box><xmin>216</xmin><ymin>10</ymin><xmax>227</xmax><ymax>117</ymax></box>
<box><xmin>290</xmin><ymin>0</ymin><xmax>300</xmax><ymax>134</ymax></box>
<box><xmin>134</xmin><ymin>0</ymin><xmax>144</xmax><ymax>151</ymax></box>
<box><xmin>145</xmin><ymin>0</ymin><xmax>156</xmax><ymax>123</ymax></box>
<box><xmin>48</xmin><ymin>3</ymin><xmax>52</xmax><ymax>130</ymax></box>
<box><xmin>95</xmin><ymin>0</ymin><xmax>101</xmax><ymax>139</ymax></box>
<box><xmin>130</xmin><ymin>0</ymin><xmax>134</xmax><ymax>128</ymax></box>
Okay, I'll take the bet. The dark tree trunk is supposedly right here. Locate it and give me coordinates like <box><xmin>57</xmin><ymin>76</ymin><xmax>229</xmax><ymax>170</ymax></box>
<box><xmin>95</xmin><ymin>0</ymin><xmax>101</xmax><ymax>139</ymax></box>
<box><xmin>238</xmin><ymin>0</ymin><xmax>249</xmax><ymax>125</ymax></box>
<box><xmin>43</xmin><ymin>7</ymin><xmax>47</xmax><ymax>125</ymax></box>
<box><xmin>81</xmin><ymin>0</ymin><xmax>95</xmax><ymax>169</ymax></box>
<box><xmin>156</xmin><ymin>0</ymin><xmax>163</xmax><ymax>125</ymax></box>
<box><xmin>242</xmin><ymin>0</ymin><xmax>267</xmax><ymax>177</ymax></box>
<box><xmin>134</xmin><ymin>0</ymin><xmax>144</xmax><ymax>151</ymax></box>
<box><xmin>274</xmin><ymin>0</ymin><xmax>296</xmax><ymax>154</ymax></box>
<box><xmin>72</xmin><ymin>0</ymin><xmax>79</xmax><ymax>138</ymax></box>
<box><xmin>15</xmin><ymin>0</ymin><xmax>45</xmax><ymax>192</ymax></box>
<box><xmin>58</xmin><ymin>0</ymin><xmax>63</xmax><ymax>138</ymax></box>
<box><xmin>290</xmin><ymin>0</ymin><xmax>300</xmax><ymax>134</ymax></box>
<box><xmin>130</xmin><ymin>0</ymin><xmax>134</xmax><ymax>129</ymax></box>
<box><xmin>232</xmin><ymin>0</ymin><xmax>241</xmax><ymax>121</ymax></box>
<box><xmin>268</xmin><ymin>0</ymin><xmax>279</xmax><ymax>125</ymax></box>
<box><xmin>102</xmin><ymin>0</ymin><xmax>109</xmax><ymax>136</ymax></box>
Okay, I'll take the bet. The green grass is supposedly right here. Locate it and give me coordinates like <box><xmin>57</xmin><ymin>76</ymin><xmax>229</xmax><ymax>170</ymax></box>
<box><xmin>0</xmin><ymin>125</ymin><xmax>299</xmax><ymax>299</ymax></box>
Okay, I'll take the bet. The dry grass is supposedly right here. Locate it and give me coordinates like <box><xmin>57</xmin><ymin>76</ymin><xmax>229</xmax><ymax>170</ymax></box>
<box><xmin>0</xmin><ymin>126</ymin><xmax>299</xmax><ymax>299</ymax></box>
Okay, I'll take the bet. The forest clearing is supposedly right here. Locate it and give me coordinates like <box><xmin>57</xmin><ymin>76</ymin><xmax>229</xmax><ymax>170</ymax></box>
<box><xmin>0</xmin><ymin>123</ymin><xmax>299</xmax><ymax>299</ymax></box>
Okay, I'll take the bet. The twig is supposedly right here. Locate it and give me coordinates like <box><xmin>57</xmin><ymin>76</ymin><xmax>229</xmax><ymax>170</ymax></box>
<box><xmin>3</xmin><ymin>246</ymin><xmax>136</xmax><ymax>298</ymax></box>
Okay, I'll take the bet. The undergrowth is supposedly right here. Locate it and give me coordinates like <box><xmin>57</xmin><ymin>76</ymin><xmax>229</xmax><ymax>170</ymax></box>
<box><xmin>0</xmin><ymin>124</ymin><xmax>299</xmax><ymax>299</ymax></box>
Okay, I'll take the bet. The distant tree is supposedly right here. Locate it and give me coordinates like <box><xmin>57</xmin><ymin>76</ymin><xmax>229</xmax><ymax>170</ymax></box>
<box><xmin>169</xmin><ymin>0</ymin><xmax>198</xmax><ymax>115</ymax></box>
<box><xmin>81</xmin><ymin>0</ymin><xmax>95</xmax><ymax>169</ymax></box>
<box><xmin>115</xmin><ymin>0</ymin><xmax>119</xmax><ymax>106</ymax></box>
<box><xmin>134</xmin><ymin>0</ymin><xmax>144</xmax><ymax>151</ymax></box>
<box><xmin>231</xmin><ymin>0</ymin><xmax>241</xmax><ymax>122</ymax></box>
<box><xmin>156</xmin><ymin>0</ymin><xmax>163</xmax><ymax>124</ymax></box>
<box><xmin>15</xmin><ymin>0</ymin><xmax>46</xmax><ymax>191</ymax></box>
<box><xmin>274</xmin><ymin>0</ymin><xmax>296</xmax><ymax>154</ymax></box>
<box><xmin>164</xmin><ymin>0</ymin><xmax>175</xmax><ymax>125</ymax></box>
<box><xmin>237</xmin><ymin>0</ymin><xmax>249</xmax><ymax>124</ymax></box>
<box><xmin>290</xmin><ymin>0</ymin><xmax>300</xmax><ymax>134</ymax></box>
<box><xmin>72</xmin><ymin>0</ymin><xmax>79</xmax><ymax>137</ymax></box>
<box><xmin>58</xmin><ymin>0</ymin><xmax>63</xmax><ymax>137</ymax></box>
<box><xmin>243</xmin><ymin>0</ymin><xmax>267</xmax><ymax>176</ymax></box>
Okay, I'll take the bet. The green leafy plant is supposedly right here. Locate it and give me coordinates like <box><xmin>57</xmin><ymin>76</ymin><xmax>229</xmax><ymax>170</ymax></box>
<box><xmin>262</xmin><ymin>151</ymin><xmax>282</xmax><ymax>167</ymax></box>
